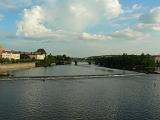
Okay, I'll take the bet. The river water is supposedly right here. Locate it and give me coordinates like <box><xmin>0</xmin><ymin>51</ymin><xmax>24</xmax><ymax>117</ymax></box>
<box><xmin>0</xmin><ymin>63</ymin><xmax>160</xmax><ymax>120</ymax></box>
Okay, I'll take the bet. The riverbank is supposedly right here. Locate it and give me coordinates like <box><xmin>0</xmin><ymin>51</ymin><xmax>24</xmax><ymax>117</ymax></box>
<box><xmin>0</xmin><ymin>63</ymin><xmax>35</xmax><ymax>76</ymax></box>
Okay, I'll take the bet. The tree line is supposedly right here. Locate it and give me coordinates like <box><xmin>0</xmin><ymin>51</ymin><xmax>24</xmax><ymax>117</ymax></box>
<box><xmin>35</xmin><ymin>54</ymin><xmax>72</xmax><ymax>67</ymax></box>
<box><xmin>94</xmin><ymin>53</ymin><xmax>156</xmax><ymax>73</ymax></box>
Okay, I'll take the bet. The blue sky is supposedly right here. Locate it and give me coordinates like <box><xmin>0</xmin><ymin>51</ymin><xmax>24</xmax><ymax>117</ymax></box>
<box><xmin>0</xmin><ymin>0</ymin><xmax>160</xmax><ymax>57</ymax></box>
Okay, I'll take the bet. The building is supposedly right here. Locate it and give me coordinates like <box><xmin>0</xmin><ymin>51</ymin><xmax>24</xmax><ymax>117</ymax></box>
<box><xmin>154</xmin><ymin>55</ymin><xmax>160</xmax><ymax>63</ymax></box>
<box><xmin>1</xmin><ymin>48</ymin><xmax>46</xmax><ymax>61</ymax></box>
<box><xmin>26</xmin><ymin>52</ymin><xmax>45</xmax><ymax>60</ymax></box>
<box><xmin>2</xmin><ymin>51</ymin><xmax>20</xmax><ymax>60</ymax></box>
<box><xmin>37</xmin><ymin>54</ymin><xmax>46</xmax><ymax>60</ymax></box>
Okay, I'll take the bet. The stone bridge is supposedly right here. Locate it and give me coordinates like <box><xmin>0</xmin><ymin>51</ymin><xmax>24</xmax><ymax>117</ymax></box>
<box><xmin>71</xmin><ymin>57</ymin><xmax>95</xmax><ymax>65</ymax></box>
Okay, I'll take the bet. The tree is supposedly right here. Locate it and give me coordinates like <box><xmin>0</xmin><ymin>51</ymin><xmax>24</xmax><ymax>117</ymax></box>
<box><xmin>20</xmin><ymin>54</ymin><xmax>30</xmax><ymax>59</ymax></box>
<box><xmin>37</xmin><ymin>48</ymin><xmax>47</xmax><ymax>55</ymax></box>
<box><xmin>94</xmin><ymin>53</ymin><xmax>156</xmax><ymax>73</ymax></box>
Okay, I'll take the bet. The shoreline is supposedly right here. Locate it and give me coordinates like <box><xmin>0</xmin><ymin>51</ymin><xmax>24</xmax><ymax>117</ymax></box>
<box><xmin>0</xmin><ymin>63</ymin><xmax>35</xmax><ymax>76</ymax></box>
<box><xmin>95</xmin><ymin>65</ymin><xmax>159</xmax><ymax>74</ymax></box>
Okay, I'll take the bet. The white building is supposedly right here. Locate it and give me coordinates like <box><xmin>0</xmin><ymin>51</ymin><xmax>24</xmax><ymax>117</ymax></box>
<box><xmin>37</xmin><ymin>54</ymin><xmax>46</xmax><ymax>60</ymax></box>
<box><xmin>28</xmin><ymin>53</ymin><xmax>45</xmax><ymax>60</ymax></box>
<box><xmin>2</xmin><ymin>51</ymin><xmax>20</xmax><ymax>60</ymax></box>
<box><xmin>154</xmin><ymin>55</ymin><xmax>160</xmax><ymax>63</ymax></box>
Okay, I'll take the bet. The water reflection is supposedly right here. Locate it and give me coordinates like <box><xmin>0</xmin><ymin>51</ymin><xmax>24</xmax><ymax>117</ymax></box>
<box><xmin>0</xmin><ymin>65</ymin><xmax>160</xmax><ymax>119</ymax></box>
<box><xmin>12</xmin><ymin>63</ymin><xmax>136</xmax><ymax>77</ymax></box>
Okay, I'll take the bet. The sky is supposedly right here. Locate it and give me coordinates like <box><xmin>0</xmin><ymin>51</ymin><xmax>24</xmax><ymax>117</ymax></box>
<box><xmin>0</xmin><ymin>0</ymin><xmax>160</xmax><ymax>57</ymax></box>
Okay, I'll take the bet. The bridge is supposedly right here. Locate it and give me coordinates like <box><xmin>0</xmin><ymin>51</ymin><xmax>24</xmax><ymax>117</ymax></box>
<box><xmin>71</xmin><ymin>55</ymin><xmax>112</xmax><ymax>65</ymax></box>
<box><xmin>71</xmin><ymin>57</ymin><xmax>95</xmax><ymax>65</ymax></box>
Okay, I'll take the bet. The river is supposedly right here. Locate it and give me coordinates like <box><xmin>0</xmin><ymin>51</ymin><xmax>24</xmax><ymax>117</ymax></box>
<box><xmin>0</xmin><ymin>63</ymin><xmax>160</xmax><ymax>120</ymax></box>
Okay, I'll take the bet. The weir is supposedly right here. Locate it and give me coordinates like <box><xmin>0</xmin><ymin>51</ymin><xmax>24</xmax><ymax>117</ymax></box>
<box><xmin>0</xmin><ymin>73</ymin><xmax>145</xmax><ymax>81</ymax></box>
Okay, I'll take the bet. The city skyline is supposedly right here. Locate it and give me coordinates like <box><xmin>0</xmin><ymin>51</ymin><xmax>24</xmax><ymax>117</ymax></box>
<box><xmin>0</xmin><ymin>0</ymin><xmax>160</xmax><ymax>57</ymax></box>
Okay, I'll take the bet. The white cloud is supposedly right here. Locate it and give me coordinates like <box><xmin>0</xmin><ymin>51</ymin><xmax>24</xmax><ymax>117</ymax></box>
<box><xmin>16</xmin><ymin>5</ymin><xmax>147</xmax><ymax>41</ymax></box>
<box><xmin>132</xmin><ymin>4</ymin><xmax>143</xmax><ymax>10</ymax></box>
<box><xmin>138</xmin><ymin>6</ymin><xmax>160</xmax><ymax>31</ymax></box>
<box><xmin>137</xmin><ymin>23</ymin><xmax>160</xmax><ymax>31</ymax></box>
<box><xmin>111</xmin><ymin>6</ymin><xmax>160</xmax><ymax>41</ymax></box>
<box><xmin>81</xmin><ymin>32</ymin><xmax>112</xmax><ymax>41</ymax></box>
<box><xmin>112</xmin><ymin>28</ymin><xmax>148</xmax><ymax>40</ymax></box>
<box><xmin>112</xmin><ymin>13</ymin><xmax>142</xmax><ymax>23</ymax></box>
<box><xmin>150</xmin><ymin>7</ymin><xmax>160</xmax><ymax>23</ymax></box>
<box><xmin>110</xmin><ymin>3</ymin><xmax>143</xmax><ymax>29</ymax></box>
<box><xmin>124</xmin><ymin>4</ymin><xmax>143</xmax><ymax>14</ymax></box>
<box><xmin>69</xmin><ymin>3</ymin><xmax>97</xmax><ymax>31</ymax></box>
<box><xmin>78</xmin><ymin>27</ymin><xmax>149</xmax><ymax>41</ymax></box>
<box><xmin>140</xmin><ymin>7</ymin><xmax>160</xmax><ymax>24</ymax></box>
<box><xmin>17</xmin><ymin>0</ymin><xmax>123</xmax><ymax>38</ymax></box>
<box><xmin>16</xmin><ymin>1</ymin><xmax>156</xmax><ymax>42</ymax></box>
<box><xmin>37</xmin><ymin>0</ymin><xmax>122</xmax><ymax>31</ymax></box>
<box><xmin>16</xmin><ymin>6</ymin><xmax>51</xmax><ymax>37</ymax></box>
<box><xmin>96</xmin><ymin>0</ymin><xmax>122</xmax><ymax>19</ymax></box>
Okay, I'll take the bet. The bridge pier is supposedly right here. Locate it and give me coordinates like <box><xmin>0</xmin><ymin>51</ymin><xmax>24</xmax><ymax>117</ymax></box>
<box><xmin>74</xmin><ymin>61</ymin><xmax>77</xmax><ymax>65</ymax></box>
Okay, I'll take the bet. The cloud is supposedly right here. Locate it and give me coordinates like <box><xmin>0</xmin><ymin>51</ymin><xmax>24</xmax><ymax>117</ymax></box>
<box><xmin>81</xmin><ymin>32</ymin><xmax>112</xmax><ymax>41</ymax></box>
<box><xmin>139</xmin><ymin>6</ymin><xmax>160</xmax><ymax>31</ymax></box>
<box><xmin>16</xmin><ymin>0</ymin><xmax>123</xmax><ymax>39</ymax></box>
<box><xmin>17</xmin><ymin>1</ymin><xmax>159</xmax><ymax>42</ymax></box>
<box><xmin>132</xmin><ymin>4</ymin><xmax>143</xmax><ymax>11</ymax></box>
<box><xmin>16</xmin><ymin>6</ymin><xmax>51</xmax><ymax>37</ymax></box>
<box><xmin>140</xmin><ymin>7</ymin><xmax>160</xmax><ymax>24</ymax></box>
<box><xmin>111</xmin><ymin>6</ymin><xmax>160</xmax><ymax>41</ymax></box>
<box><xmin>109</xmin><ymin>3</ymin><xmax>144</xmax><ymax>30</ymax></box>
<box><xmin>137</xmin><ymin>23</ymin><xmax>160</xmax><ymax>31</ymax></box>
<box><xmin>17</xmin><ymin>0</ymin><xmax>123</xmax><ymax>34</ymax></box>
<box><xmin>16</xmin><ymin>5</ymin><xmax>147</xmax><ymax>42</ymax></box>
<box><xmin>98</xmin><ymin>0</ymin><xmax>122</xmax><ymax>19</ymax></box>
<box><xmin>124</xmin><ymin>4</ymin><xmax>143</xmax><ymax>14</ymax></box>
<box><xmin>68</xmin><ymin>3</ymin><xmax>97</xmax><ymax>31</ymax></box>
<box><xmin>112</xmin><ymin>28</ymin><xmax>148</xmax><ymax>40</ymax></box>
<box><xmin>112</xmin><ymin>13</ymin><xmax>142</xmax><ymax>23</ymax></box>
<box><xmin>80</xmin><ymin>27</ymin><xmax>149</xmax><ymax>41</ymax></box>
<box><xmin>0</xmin><ymin>0</ymin><xmax>32</xmax><ymax>9</ymax></box>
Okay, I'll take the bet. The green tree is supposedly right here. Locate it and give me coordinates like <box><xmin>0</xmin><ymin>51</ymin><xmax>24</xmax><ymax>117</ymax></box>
<box><xmin>37</xmin><ymin>48</ymin><xmax>47</xmax><ymax>55</ymax></box>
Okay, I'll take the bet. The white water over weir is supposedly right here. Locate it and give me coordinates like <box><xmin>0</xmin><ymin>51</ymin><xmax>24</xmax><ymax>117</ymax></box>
<box><xmin>0</xmin><ymin>73</ymin><xmax>145</xmax><ymax>81</ymax></box>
